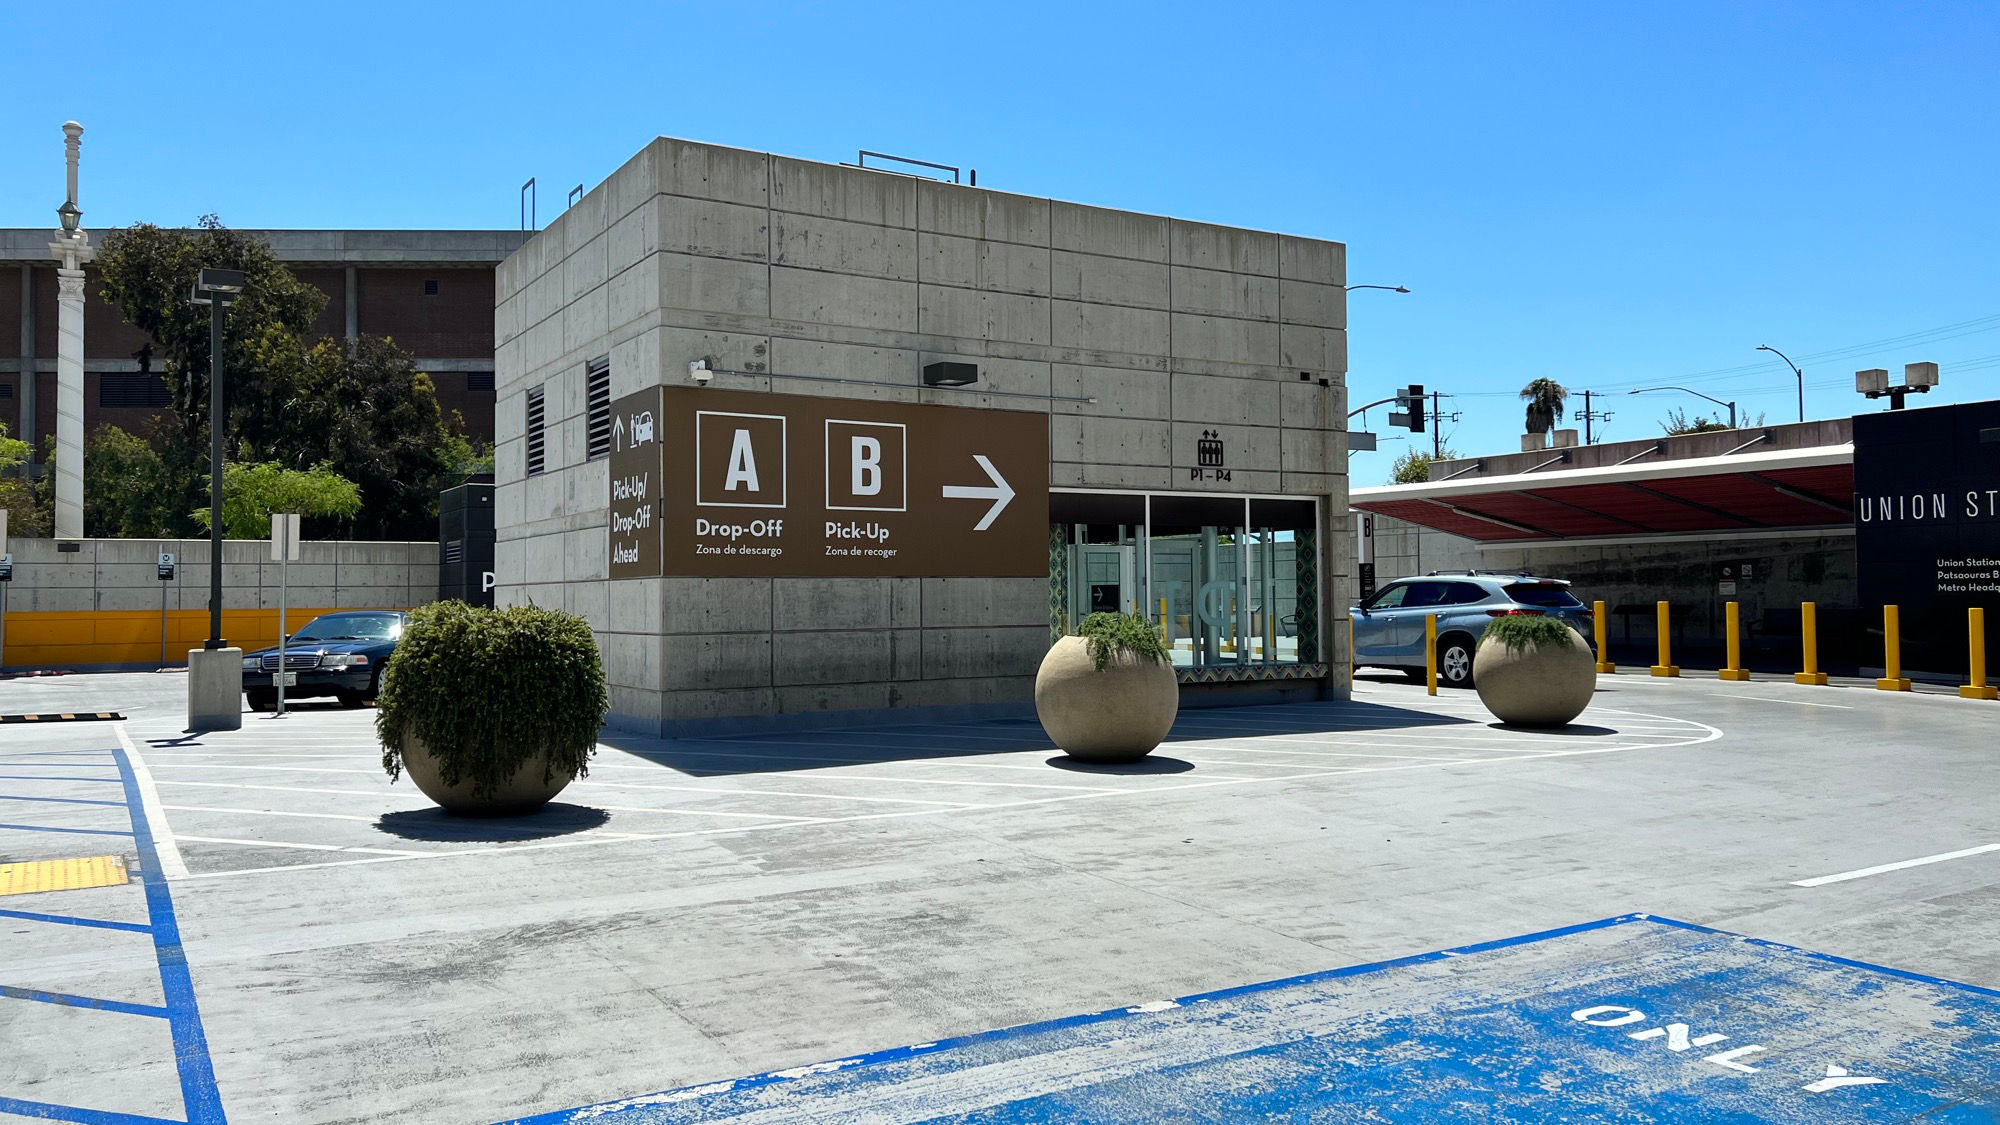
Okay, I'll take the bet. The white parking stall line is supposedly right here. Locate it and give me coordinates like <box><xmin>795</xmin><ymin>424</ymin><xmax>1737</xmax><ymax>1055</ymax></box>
<box><xmin>1165</xmin><ymin>742</ymin><xmax>1492</xmax><ymax>764</ymax></box>
<box><xmin>163</xmin><ymin>804</ymin><xmax>384</xmax><ymax>823</ymax></box>
<box><xmin>592</xmin><ymin>804</ymin><xmax>828</xmax><ymax>822</ymax></box>
<box><xmin>116</xmin><ymin>722</ymin><xmax>189</xmax><ymax>880</ymax></box>
<box><xmin>175</xmin><ymin>724</ymin><xmax>1724</xmax><ymax>883</ymax></box>
<box><xmin>571</xmin><ymin>777</ymin><xmax>991</xmax><ymax>808</ymax></box>
<box><xmin>175</xmin><ymin>834</ymin><xmax>434</xmax><ymax>857</ymax></box>
<box><xmin>1792</xmin><ymin>843</ymin><xmax>2000</xmax><ymax>887</ymax></box>
<box><xmin>148</xmin><ymin>762</ymin><xmax>380</xmax><ymax>775</ymax></box>
<box><xmin>601</xmin><ymin>742</ymin><xmax>1036</xmax><ymax>773</ymax></box>
<box><xmin>154</xmin><ymin>779</ymin><xmax>432</xmax><ymax>800</ymax></box>
<box><xmin>1722</xmin><ymin>694</ymin><xmax>1853</xmax><ymax>709</ymax></box>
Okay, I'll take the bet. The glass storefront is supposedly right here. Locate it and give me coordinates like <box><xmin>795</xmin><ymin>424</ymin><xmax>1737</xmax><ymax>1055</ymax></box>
<box><xmin>1052</xmin><ymin>491</ymin><xmax>1321</xmax><ymax>674</ymax></box>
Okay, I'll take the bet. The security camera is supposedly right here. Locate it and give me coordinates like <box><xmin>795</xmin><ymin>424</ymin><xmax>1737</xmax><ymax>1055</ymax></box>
<box><xmin>689</xmin><ymin>359</ymin><xmax>713</xmax><ymax>385</ymax></box>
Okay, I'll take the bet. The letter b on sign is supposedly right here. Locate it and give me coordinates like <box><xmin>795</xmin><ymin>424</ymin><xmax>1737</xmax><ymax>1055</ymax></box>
<box><xmin>826</xmin><ymin>420</ymin><xmax>906</xmax><ymax>512</ymax></box>
<box><xmin>853</xmin><ymin>437</ymin><xmax>881</xmax><ymax>495</ymax></box>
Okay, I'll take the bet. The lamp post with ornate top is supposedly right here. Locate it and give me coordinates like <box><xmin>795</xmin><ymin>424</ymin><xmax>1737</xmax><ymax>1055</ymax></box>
<box><xmin>47</xmin><ymin>121</ymin><xmax>90</xmax><ymax>540</ymax></box>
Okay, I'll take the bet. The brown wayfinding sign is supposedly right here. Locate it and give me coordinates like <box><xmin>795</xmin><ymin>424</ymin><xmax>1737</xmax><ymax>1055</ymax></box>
<box><xmin>609</xmin><ymin>386</ymin><xmax>1049</xmax><ymax>578</ymax></box>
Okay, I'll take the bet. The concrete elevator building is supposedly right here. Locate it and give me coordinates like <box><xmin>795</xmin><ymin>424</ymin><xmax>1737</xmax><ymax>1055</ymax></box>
<box><xmin>493</xmin><ymin>139</ymin><xmax>1355</xmax><ymax>734</ymax></box>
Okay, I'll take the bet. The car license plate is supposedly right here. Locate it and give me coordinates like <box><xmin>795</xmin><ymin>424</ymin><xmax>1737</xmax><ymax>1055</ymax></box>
<box><xmin>275</xmin><ymin>672</ymin><xmax>298</xmax><ymax>687</ymax></box>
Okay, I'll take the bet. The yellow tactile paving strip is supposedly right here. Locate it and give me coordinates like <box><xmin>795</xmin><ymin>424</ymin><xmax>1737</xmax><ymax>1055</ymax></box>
<box><xmin>0</xmin><ymin>855</ymin><xmax>131</xmax><ymax>897</ymax></box>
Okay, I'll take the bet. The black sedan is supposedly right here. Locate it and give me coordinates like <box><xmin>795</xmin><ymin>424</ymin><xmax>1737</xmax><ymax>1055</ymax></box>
<box><xmin>241</xmin><ymin>610</ymin><xmax>406</xmax><ymax>711</ymax></box>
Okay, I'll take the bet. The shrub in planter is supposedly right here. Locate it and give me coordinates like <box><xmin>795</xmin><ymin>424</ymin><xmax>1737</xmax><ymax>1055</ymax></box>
<box><xmin>1471</xmin><ymin>614</ymin><xmax>1595</xmax><ymax>727</ymax></box>
<box><xmin>1035</xmin><ymin>612</ymin><xmax>1178</xmax><ymax>763</ymax></box>
<box><xmin>375</xmin><ymin>601</ymin><xmax>608</xmax><ymax>815</ymax></box>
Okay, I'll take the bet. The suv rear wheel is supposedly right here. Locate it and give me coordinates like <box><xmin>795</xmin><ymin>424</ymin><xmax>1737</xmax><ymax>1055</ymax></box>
<box><xmin>1437</xmin><ymin>634</ymin><xmax>1476</xmax><ymax>689</ymax></box>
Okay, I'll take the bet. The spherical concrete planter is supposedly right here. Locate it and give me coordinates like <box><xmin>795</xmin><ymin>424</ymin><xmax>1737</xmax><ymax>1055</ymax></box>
<box><xmin>398</xmin><ymin>733</ymin><xmax>572</xmax><ymax>817</ymax></box>
<box><xmin>1472</xmin><ymin>627</ymin><xmax>1596</xmax><ymax>727</ymax></box>
<box><xmin>1035</xmin><ymin>635</ymin><xmax>1179</xmax><ymax>763</ymax></box>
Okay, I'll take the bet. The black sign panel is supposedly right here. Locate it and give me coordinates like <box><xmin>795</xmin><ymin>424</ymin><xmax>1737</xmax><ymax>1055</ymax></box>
<box><xmin>1853</xmin><ymin>400</ymin><xmax>2000</xmax><ymax>674</ymax></box>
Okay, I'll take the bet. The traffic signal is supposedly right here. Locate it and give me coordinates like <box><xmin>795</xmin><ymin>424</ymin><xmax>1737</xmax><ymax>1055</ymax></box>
<box><xmin>1389</xmin><ymin>384</ymin><xmax>1426</xmax><ymax>433</ymax></box>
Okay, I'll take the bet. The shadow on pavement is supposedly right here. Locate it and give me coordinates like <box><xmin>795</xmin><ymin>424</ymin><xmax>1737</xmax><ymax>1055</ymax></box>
<box><xmin>593</xmin><ymin>699</ymin><xmax>1467</xmax><ymax>777</ymax></box>
<box><xmin>375</xmin><ymin>802</ymin><xmax>611</xmax><ymax>842</ymax></box>
<box><xmin>1485</xmin><ymin>723</ymin><xmax>1620</xmax><ymax>736</ymax></box>
<box><xmin>1045</xmin><ymin>755</ymin><xmax>1197</xmax><ymax>775</ymax></box>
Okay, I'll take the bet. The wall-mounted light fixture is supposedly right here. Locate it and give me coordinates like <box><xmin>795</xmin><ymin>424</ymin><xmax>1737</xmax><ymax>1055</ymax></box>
<box><xmin>922</xmin><ymin>361</ymin><xmax>979</xmax><ymax>387</ymax></box>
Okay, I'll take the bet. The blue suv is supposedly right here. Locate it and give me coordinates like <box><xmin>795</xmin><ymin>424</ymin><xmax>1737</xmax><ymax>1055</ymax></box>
<box><xmin>1353</xmin><ymin>572</ymin><xmax>1592</xmax><ymax>688</ymax></box>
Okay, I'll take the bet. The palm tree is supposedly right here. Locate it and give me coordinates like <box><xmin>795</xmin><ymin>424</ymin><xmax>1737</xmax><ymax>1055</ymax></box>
<box><xmin>1520</xmin><ymin>378</ymin><xmax>1568</xmax><ymax>434</ymax></box>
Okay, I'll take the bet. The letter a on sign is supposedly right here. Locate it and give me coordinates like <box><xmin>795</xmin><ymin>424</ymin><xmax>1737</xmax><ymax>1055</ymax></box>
<box><xmin>853</xmin><ymin>436</ymin><xmax>882</xmax><ymax>496</ymax></box>
<box><xmin>725</xmin><ymin>429</ymin><xmax>761</xmax><ymax>492</ymax></box>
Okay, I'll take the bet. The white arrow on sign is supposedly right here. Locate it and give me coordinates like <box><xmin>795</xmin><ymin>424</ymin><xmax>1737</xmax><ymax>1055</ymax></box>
<box><xmin>942</xmin><ymin>455</ymin><xmax>1015</xmax><ymax>531</ymax></box>
<box><xmin>613</xmin><ymin>413</ymin><xmax>626</xmax><ymax>452</ymax></box>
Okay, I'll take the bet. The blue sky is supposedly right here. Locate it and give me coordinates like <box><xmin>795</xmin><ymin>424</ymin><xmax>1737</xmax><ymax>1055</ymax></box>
<box><xmin>4</xmin><ymin>1</ymin><xmax>1994</xmax><ymax>482</ymax></box>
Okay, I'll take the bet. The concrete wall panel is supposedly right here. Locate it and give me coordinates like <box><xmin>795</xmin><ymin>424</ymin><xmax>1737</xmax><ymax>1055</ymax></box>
<box><xmin>653</xmin><ymin>196</ymin><xmax>770</xmax><ymax>263</ymax></box>
<box><xmin>772</xmin><ymin>157</ymin><xmax>915</xmax><ymax>226</ymax></box>
<box><xmin>774</xmin><ymin>212</ymin><xmax>916</xmax><ymax>282</ymax></box>
<box><xmin>1051</xmin><ymin>202</ymin><xmax>1168</xmax><ymax>261</ymax></box>
<box><xmin>771</xmin><ymin>268</ymin><xmax>915</xmax><ymax>333</ymax></box>
<box><xmin>919</xmin><ymin>183</ymin><xmax>1050</xmax><ymax>247</ymax></box>
<box><xmin>1050</xmin><ymin>300</ymin><xmax>1170</xmax><ymax>357</ymax></box>
<box><xmin>1172</xmin><ymin>221</ymin><xmax>1279</xmax><ymax>276</ymax></box>
<box><xmin>1049</xmin><ymin>251</ymin><xmax>1170</xmax><ymax>308</ymax></box>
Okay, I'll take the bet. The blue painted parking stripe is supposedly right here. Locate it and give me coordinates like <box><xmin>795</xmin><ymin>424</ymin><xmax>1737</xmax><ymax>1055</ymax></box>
<box><xmin>0</xmin><ymin>1094</ymin><xmax>183</xmax><ymax>1125</ymax></box>
<box><xmin>111</xmin><ymin>740</ymin><xmax>228</xmax><ymax>1125</ymax></box>
<box><xmin>0</xmin><ymin>793</ymin><xmax>131</xmax><ymax>807</ymax></box>
<box><xmin>500</xmin><ymin>914</ymin><xmax>1649</xmax><ymax>1124</ymax></box>
<box><xmin>0</xmin><ymin>907</ymin><xmax>152</xmax><ymax>934</ymax></box>
<box><xmin>0</xmin><ymin>822</ymin><xmax>135</xmax><ymax>837</ymax></box>
<box><xmin>0</xmin><ymin>982</ymin><xmax>170</xmax><ymax>1018</ymax></box>
<box><xmin>501</xmin><ymin>913</ymin><xmax>2000</xmax><ymax>1123</ymax></box>
<box><xmin>1644</xmin><ymin>914</ymin><xmax>2000</xmax><ymax>999</ymax></box>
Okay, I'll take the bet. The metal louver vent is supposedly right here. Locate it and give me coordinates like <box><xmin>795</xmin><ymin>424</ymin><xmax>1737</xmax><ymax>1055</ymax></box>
<box><xmin>525</xmin><ymin>385</ymin><xmax>546</xmax><ymax>476</ymax></box>
<box><xmin>585</xmin><ymin>358</ymin><xmax>612</xmax><ymax>461</ymax></box>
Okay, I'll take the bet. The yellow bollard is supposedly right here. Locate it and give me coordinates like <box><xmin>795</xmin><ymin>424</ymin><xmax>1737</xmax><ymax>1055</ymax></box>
<box><xmin>1159</xmin><ymin>597</ymin><xmax>1170</xmax><ymax>645</ymax></box>
<box><xmin>1795</xmin><ymin>601</ymin><xmax>1829</xmax><ymax>685</ymax></box>
<box><xmin>1426</xmin><ymin>613</ymin><xmax>1438</xmax><ymax>695</ymax></box>
<box><xmin>1718</xmin><ymin>601</ymin><xmax>1750</xmax><ymax>681</ymax></box>
<box><xmin>1649</xmin><ymin>600</ymin><xmax>1679</xmax><ymax>677</ymax></box>
<box><xmin>1876</xmin><ymin>604</ymin><xmax>1912</xmax><ymax>691</ymax></box>
<box><xmin>1961</xmin><ymin>607</ymin><xmax>1997</xmax><ymax>700</ymax></box>
<box><xmin>1593</xmin><ymin>599</ymin><xmax>1615</xmax><ymax>674</ymax></box>
<box><xmin>1348</xmin><ymin>616</ymin><xmax>1355</xmax><ymax>689</ymax></box>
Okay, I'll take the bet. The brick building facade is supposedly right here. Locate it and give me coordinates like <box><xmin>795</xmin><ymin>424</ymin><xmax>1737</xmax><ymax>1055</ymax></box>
<box><xmin>0</xmin><ymin>229</ymin><xmax>529</xmax><ymax>458</ymax></box>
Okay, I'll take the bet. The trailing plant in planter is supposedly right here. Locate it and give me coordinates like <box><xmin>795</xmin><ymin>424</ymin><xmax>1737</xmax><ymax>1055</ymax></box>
<box><xmin>376</xmin><ymin>601</ymin><xmax>608</xmax><ymax>814</ymax></box>
<box><xmin>1078</xmin><ymin>611</ymin><xmax>1171</xmax><ymax>670</ymax></box>
<box><xmin>1472</xmin><ymin>613</ymin><xmax>1595</xmax><ymax>727</ymax></box>
<box><xmin>1480</xmin><ymin>614</ymin><xmax>1582</xmax><ymax>655</ymax></box>
<box><xmin>1036</xmin><ymin>612</ymin><xmax>1178</xmax><ymax>764</ymax></box>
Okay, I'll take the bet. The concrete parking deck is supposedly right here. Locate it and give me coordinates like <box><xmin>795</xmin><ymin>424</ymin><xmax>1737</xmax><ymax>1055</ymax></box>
<box><xmin>1</xmin><ymin>670</ymin><xmax>1996</xmax><ymax>1121</ymax></box>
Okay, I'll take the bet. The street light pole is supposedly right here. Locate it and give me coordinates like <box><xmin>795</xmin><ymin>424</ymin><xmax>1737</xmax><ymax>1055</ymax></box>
<box><xmin>187</xmin><ymin>267</ymin><xmax>247</xmax><ymax>733</ymax></box>
<box><xmin>1756</xmin><ymin>345</ymin><xmax>1804</xmax><ymax>423</ymax></box>
<box><xmin>1628</xmin><ymin>386</ymin><xmax>1736</xmax><ymax>429</ymax></box>
<box><xmin>206</xmin><ymin>290</ymin><xmax>227</xmax><ymax>648</ymax></box>
<box><xmin>1343</xmin><ymin>284</ymin><xmax>1410</xmax><ymax>294</ymax></box>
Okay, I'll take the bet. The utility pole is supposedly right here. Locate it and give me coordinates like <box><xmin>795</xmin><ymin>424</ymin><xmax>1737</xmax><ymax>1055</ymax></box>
<box><xmin>1427</xmin><ymin>390</ymin><xmax>1461</xmax><ymax>459</ymax></box>
<box><xmin>1577</xmin><ymin>390</ymin><xmax>1615</xmax><ymax>444</ymax></box>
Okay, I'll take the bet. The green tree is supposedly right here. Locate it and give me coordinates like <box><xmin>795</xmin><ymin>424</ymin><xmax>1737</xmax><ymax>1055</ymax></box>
<box><xmin>0</xmin><ymin>420</ymin><xmax>49</xmax><ymax>538</ymax></box>
<box><xmin>1659</xmin><ymin>407</ymin><xmax>1764</xmax><ymax>435</ymax></box>
<box><xmin>243</xmin><ymin>333</ymin><xmax>469</xmax><ymax>538</ymax></box>
<box><xmin>1389</xmin><ymin>446</ymin><xmax>1459</xmax><ymax>484</ymax></box>
<box><xmin>83</xmin><ymin>424</ymin><xmax>189</xmax><ymax>538</ymax></box>
<box><xmin>95</xmin><ymin>221</ymin><xmax>326</xmax><ymax>452</ymax></box>
<box><xmin>95</xmin><ymin>220</ymin><xmax>472</xmax><ymax>540</ymax></box>
<box><xmin>1520</xmin><ymin>378</ymin><xmax>1568</xmax><ymax>434</ymax></box>
<box><xmin>191</xmin><ymin>461</ymin><xmax>362</xmax><ymax>539</ymax></box>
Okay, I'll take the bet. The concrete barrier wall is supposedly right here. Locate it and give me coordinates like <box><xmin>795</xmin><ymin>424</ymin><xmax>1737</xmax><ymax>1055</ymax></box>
<box><xmin>0</xmin><ymin>538</ymin><xmax>437</xmax><ymax>669</ymax></box>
